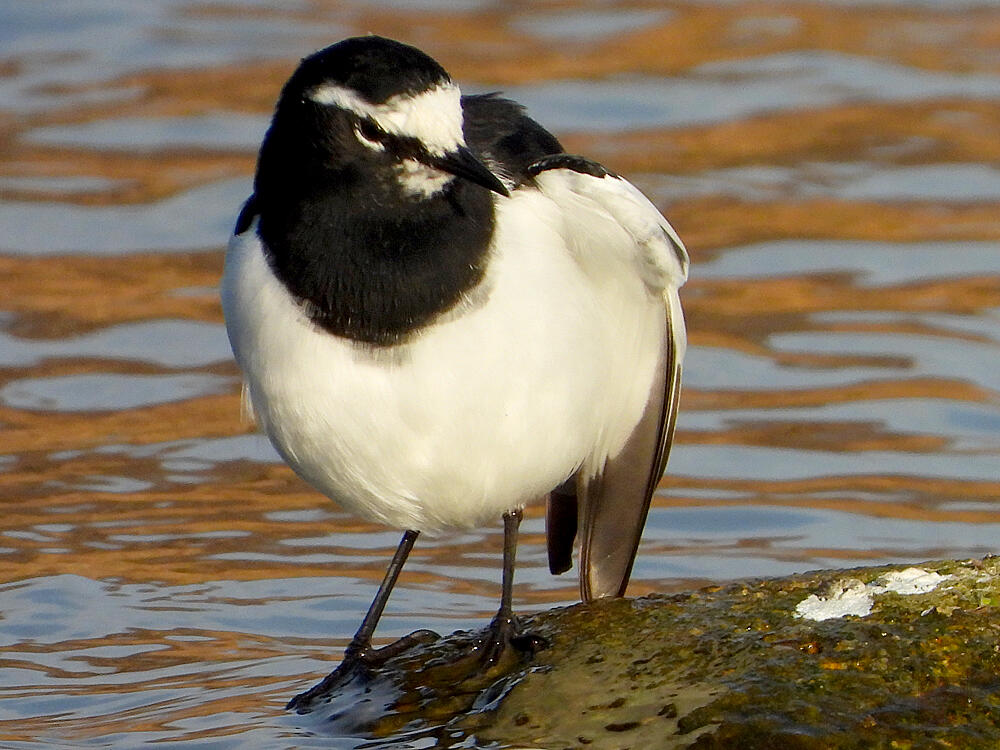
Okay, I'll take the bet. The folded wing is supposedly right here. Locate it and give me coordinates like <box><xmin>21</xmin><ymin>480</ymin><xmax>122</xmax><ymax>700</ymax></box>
<box><xmin>527</xmin><ymin>155</ymin><xmax>688</xmax><ymax>601</ymax></box>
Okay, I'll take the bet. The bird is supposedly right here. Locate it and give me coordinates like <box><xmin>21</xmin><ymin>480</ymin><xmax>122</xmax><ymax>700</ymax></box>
<box><xmin>220</xmin><ymin>35</ymin><xmax>688</xmax><ymax>710</ymax></box>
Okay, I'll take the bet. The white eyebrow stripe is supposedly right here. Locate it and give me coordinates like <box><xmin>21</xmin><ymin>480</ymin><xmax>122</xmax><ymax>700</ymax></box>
<box><xmin>309</xmin><ymin>82</ymin><xmax>465</xmax><ymax>157</ymax></box>
<box><xmin>309</xmin><ymin>83</ymin><xmax>380</xmax><ymax>119</ymax></box>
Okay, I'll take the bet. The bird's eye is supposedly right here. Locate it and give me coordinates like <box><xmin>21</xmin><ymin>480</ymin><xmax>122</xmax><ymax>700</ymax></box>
<box><xmin>354</xmin><ymin>120</ymin><xmax>385</xmax><ymax>150</ymax></box>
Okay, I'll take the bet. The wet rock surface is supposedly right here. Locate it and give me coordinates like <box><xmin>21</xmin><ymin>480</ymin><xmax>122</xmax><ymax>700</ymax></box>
<box><xmin>296</xmin><ymin>557</ymin><xmax>1000</xmax><ymax>748</ymax></box>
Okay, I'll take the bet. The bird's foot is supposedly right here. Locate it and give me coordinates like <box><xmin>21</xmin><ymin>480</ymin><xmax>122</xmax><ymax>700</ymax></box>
<box><xmin>286</xmin><ymin>629</ymin><xmax>439</xmax><ymax>713</ymax></box>
<box><xmin>473</xmin><ymin>613</ymin><xmax>547</xmax><ymax>672</ymax></box>
<box><xmin>399</xmin><ymin>614</ymin><xmax>545</xmax><ymax>695</ymax></box>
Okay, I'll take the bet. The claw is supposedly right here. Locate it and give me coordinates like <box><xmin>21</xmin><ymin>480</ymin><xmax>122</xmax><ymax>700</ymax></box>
<box><xmin>477</xmin><ymin>614</ymin><xmax>547</xmax><ymax>669</ymax></box>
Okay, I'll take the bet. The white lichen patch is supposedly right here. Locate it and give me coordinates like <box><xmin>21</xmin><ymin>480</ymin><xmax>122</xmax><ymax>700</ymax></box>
<box><xmin>795</xmin><ymin>567</ymin><xmax>952</xmax><ymax>622</ymax></box>
<box><xmin>878</xmin><ymin>567</ymin><xmax>951</xmax><ymax>596</ymax></box>
<box><xmin>795</xmin><ymin>579</ymin><xmax>874</xmax><ymax>621</ymax></box>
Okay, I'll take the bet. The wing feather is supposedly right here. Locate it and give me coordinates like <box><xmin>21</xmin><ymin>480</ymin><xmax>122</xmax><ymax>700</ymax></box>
<box><xmin>527</xmin><ymin>156</ymin><xmax>688</xmax><ymax>601</ymax></box>
<box><xmin>579</xmin><ymin>296</ymin><xmax>684</xmax><ymax>600</ymax></box>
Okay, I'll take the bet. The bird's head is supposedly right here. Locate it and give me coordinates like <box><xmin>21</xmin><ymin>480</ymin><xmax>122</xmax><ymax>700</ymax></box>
<box><xmin>262</xmin><ymin>36</ymin><xmax>509</xmax><ymax>200</ymax></box>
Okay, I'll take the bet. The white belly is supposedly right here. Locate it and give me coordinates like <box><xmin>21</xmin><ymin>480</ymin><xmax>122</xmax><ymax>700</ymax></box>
<box><xmin>221</xmin><ymin>191</ymin><xmax>665</xmax><ymax>532</ymax></box>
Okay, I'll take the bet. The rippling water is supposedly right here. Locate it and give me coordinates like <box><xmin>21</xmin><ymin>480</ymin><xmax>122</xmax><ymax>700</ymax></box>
<box><xmin>1</xmin><ymin>1</ymin><xmax>998</xmax><ymax>747</ymax></box>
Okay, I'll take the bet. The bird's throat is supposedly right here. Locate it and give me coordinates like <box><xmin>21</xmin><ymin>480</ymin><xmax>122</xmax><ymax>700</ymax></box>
<box><xmin>255</xmin><ymin>178</ymin><xmax>496</xmax><ymax>347</ymax></box>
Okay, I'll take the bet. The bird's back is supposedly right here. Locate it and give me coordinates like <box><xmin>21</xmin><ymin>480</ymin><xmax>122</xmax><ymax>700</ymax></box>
<box><xmin>461</xmin><ymin>93</ymin><xmax>564</xmax><ymax>183</ymax></box>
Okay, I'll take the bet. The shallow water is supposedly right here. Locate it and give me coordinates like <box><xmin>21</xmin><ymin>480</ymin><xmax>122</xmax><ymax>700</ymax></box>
<box><xmin>1</xmin><ymin>0</ymin><xmax>998</xmax><ymax>747</ymax></box>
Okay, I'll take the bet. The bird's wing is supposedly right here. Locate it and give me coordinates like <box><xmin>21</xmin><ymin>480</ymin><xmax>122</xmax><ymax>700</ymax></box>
<box><xmin>528</xmin><ymin>155</ymin><xmax>688</xmax><ymax>601</ymax></box>
<box><xmin>577</xmin><ymin>299</ymin><xmax>684</xmax><ymax>601</ymax></box>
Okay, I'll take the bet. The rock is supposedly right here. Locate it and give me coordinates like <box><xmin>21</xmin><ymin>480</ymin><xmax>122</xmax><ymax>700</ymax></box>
<box><xmin>293</xmin><ymin>557</ymin><xmax>1000</xmax><ymax>748</ymax></box>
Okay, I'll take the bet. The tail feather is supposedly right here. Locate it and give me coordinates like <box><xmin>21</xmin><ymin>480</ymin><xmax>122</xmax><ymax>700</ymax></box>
<box><xmin>546</xmin><ymin>482</ymin><xmax>578</xmax><ymax>575</ymax></box>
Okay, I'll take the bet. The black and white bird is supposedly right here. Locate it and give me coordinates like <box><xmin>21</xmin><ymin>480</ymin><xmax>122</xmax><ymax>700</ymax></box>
<box><xmin>221</xmin><ymin>36</ymin><xmax>688</xmax><ymax>708</ymax></box>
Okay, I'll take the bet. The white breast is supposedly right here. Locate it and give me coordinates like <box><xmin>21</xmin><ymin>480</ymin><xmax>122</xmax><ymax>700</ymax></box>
<box><xmin>221</xmin><ymin>188</ymin><xmax>668</xmax><ymax>532</ymax></box>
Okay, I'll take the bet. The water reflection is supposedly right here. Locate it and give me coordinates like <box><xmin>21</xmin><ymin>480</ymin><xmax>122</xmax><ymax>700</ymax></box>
<box><xmin>647</xmin><ymin>163</ymin><xmax>1000</xmax><ymax>201</ymax></box>
<box><xmin>25</xmin><ymin>113</ymin><xmax>269</xmax><ymax>151</ymax></box>
<box><xmin>0</xmin><ymin>180</ymin><xmax>248</xmax><ymax>254</ymax></box>
<box><xmin>0</xmin><ymin>0</ymin><xmax>998</xmax><ymax>747</ymax></box>
<box><xmin>1</xmin><ymin>373</ymin><xmax>234</xmax><ymax>412</ymax></box>
<box><xmin>0</xmin><ymin>320</ymin><xmax>231</xmax><ymax>368</ymax></box>
<box><xmin>695</xmin><ymin>240</ymin><xmax>1000</xmax><ymax>284</ymax></box>
<box><xmin>502</xmin><ymin>52</ymin><xmax>1000</xmax><ymax>130</ymax></box>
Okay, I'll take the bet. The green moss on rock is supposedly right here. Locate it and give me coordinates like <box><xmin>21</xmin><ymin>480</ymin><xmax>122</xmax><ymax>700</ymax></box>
<box><xmin>297</xmin><ymin>558</ymin><xmax>1000</xmax><ymax>748</ymax></box>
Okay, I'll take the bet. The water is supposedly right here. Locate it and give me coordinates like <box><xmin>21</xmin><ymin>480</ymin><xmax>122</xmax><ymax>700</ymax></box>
<box><xmin>1</xmin><ymin>0</ymin><xmax>998</xmax><ymax>747</ymax></box>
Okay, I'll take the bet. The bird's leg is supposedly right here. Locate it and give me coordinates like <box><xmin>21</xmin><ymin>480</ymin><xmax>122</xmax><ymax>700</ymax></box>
<box><xmin>343</xmin><ymin>529</ymin><xmax>422</xmax><ymax>662</ymax></box>
<box><xmin>478</xmin><ymin>508</ymin><xmax>545</xmax><ymax>667</ymax></box>
<box><xmin>287</xmin><ymin>529</ymin><xmax>436</xmax><ymax>711</ymax></box>
<box><xmin>481</xmin><ymin>509</ymin><xmax>520</xmax><ymax>663</ymax></box>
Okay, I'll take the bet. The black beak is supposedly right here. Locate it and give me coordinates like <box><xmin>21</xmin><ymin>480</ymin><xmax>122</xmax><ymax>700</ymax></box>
<box><xmin>435</xmin><ymin>147</ymin><xmax>509</xmax><ymax>197</ymax></box>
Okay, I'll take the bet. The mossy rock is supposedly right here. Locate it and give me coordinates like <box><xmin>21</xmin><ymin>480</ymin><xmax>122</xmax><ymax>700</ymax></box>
<box><xmin>294</xmin><ymin>557</ymin><xmax>1000</xmax><ymax>748</ymax></box>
